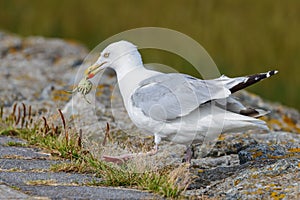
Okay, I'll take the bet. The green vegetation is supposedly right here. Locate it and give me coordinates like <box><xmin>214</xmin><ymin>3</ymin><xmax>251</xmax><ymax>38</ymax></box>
<box><xmin>5</xmin><ymin>141</ymin><xmax>27</xmax><ymax>147</ymax></box>
<box><xmin>0</xmin><ymin>103</ymin><xmax>190</xmax><ymax>198</ymax></box>
<box><xmin>0</xmin><ymin>0</ymin><xmax>299</xmax><ymax>110</ymax></box>
<box><xmin>10</xmin><ymin>185</ymin><xmax>21</xmax><ymax>191</ymax></box>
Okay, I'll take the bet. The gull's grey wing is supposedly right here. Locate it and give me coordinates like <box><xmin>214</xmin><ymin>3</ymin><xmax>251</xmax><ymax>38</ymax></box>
<box><xmin>131</xmin><ymin>73</ymin><xmax>231</xmax><ymax>121</ymax></box>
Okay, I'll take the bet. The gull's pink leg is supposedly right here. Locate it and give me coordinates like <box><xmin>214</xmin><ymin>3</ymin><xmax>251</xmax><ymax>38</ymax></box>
<box><xmin>102</xmin><ymin>143</ymin><xmax>159</xmax><ymax>164</ymax></box>
<box><xmin>102</xmin><ymin>153</ymin><xmax>137</xmax><ymax>164</ymax></box>
<box><xmin>183</xmin><ymin>146</ymin><xmax>193</xmax><ymax>163</ymax></box>
<box><xmin>145</xmin><ymin>143</ymin><xmax>158</xmax><ymax>156</ymax></box>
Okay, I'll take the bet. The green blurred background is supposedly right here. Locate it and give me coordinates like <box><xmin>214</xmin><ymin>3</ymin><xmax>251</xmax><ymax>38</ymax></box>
<box><xmin>0</xmin><ymin>0</ymin><xmax>299</xmax><ymax>110</ymax></box>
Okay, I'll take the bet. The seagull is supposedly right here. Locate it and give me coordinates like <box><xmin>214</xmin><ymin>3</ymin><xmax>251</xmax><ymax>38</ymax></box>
<box><xmin>85</xmin><ymin>40</ymin><xmax>278</xmax><ymax>163</ymax></box>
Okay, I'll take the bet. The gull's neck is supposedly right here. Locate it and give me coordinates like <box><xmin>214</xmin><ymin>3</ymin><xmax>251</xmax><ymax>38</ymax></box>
<box><xmin>112</xmin><ymin>52</ymin><xmax>160</xmax><ymax>108</ymax></box>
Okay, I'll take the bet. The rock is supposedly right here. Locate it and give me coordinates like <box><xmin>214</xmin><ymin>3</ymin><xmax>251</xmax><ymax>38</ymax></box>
<box><xmin>236</xmin><ymin>91</ymin><xmax>300</xmax><ymax>133</ymax></box>
<box><xmin>187</xmin><ymin>158</ymin><xmax>299</xmax><ymax>199</ymax></box>
<box><xmin>238</xmin><ymin>144</ymin><xmax>287</xmax><ymax>164</ymax></box>
<box><xmin>251</xmin><ymin>131</ymin><xmax>300</xmax><ymax>145</ymax></box>
<box><xmin>191</xmin><ymin>154</ymin><xmax>240</xmax><ymax>169</ymax></box>
<box><xmin>0</xmin><ymin>184</ymin><xmax>31</xmax><ymax>200</ymax></box>
<box><xmin>217</xmin><ymin>159</ymin><xmax>299</xmax><ymax>199</ymax></box>
<box><xmin>193</xmin><ymin>132</ymin><xmax>259</xmax><ymax>158</ymax></box>
<box><xmin>238</xmin><ymin>131</ymin><xmax>300</xmax><ymax>164</ymax></box>
<box><xmin>0</xmin><ymin>31</ymin><xmax>87</xmax><ymax>110</ymax></box>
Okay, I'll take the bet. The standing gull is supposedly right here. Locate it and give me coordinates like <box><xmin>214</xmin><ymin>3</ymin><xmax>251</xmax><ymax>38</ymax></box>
<box><xmin>84</xmin><ymin>41</ymin><xmax>278</xmax><ymax>162</ymax></box>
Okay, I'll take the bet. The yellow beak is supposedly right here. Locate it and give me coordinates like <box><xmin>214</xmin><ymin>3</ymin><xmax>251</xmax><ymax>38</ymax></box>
<box><xmin>84</xmin><ymin>62</ymin><xmax>107</xmax><ymax>79</ymax></box>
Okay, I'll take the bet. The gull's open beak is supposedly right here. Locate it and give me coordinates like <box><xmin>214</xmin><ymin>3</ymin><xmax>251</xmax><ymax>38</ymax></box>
<box><xmin>84</xmin><ymin>62</ymin><xmax>107</xmax><ymax>79</ymax></box>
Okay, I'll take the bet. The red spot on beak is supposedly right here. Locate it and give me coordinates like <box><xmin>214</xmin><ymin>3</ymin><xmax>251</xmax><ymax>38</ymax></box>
<box><xmin>88</xmin><ymin>73</ymin><xmax>95</xmax><ymax>79</ymax></box>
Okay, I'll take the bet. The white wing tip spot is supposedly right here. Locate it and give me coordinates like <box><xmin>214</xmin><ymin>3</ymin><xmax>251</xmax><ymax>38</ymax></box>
<box><xmin>266</xmin><ymin>70</ymin><xmax>278</xmax><ymax>78</ymax></box>
<box><xmin>267</xmin><ymin>70</ymin><xmax>279</xmax><ymax>78</ymax></box>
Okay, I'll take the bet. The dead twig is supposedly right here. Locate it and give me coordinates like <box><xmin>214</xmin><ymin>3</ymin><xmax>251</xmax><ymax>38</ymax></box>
<box><xmin>102</xmin><ymin>122</ymin><xmax>110</xmax><ymax>146</ymax></box>
<box><xmin>58</xmin><ymin>109</ymin><xmax>68</xmax><ymax>146</ymax></box>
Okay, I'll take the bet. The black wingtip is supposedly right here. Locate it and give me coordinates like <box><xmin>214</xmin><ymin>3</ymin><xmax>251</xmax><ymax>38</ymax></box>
<box><xmin>229</xmin><ymin>69</ymin><xmax>279</xmax><ymax>93</ymax></box>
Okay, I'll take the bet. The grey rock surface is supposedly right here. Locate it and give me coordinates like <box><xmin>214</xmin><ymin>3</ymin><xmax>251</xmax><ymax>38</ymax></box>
<box><xmin>0</xmin><ymin>31</ymin><xmax>299</xmax><ymax>199</ymax></box>
<box><xmin>0</xmin><ymin>145</ymin><xmax>50</xmax><ymax>159</ymax></box>
<box><xmin>0</xmin><ymin>170</ymin><xmax>100</xmax><ymax>186</ymax></box>
<box><xmin>0</xmin><ymin>184</ymin><xmax>31</xmax><ymax>200</ymax></box>
<box><xmin>21</xmin><ymin>185</ymin><xmax>156</xmax><ymax>200</ymax></box>
<box><xmin>0</xmin><ymin>158</ymin><xmax>62</xmax><ymax>171</ymax></box>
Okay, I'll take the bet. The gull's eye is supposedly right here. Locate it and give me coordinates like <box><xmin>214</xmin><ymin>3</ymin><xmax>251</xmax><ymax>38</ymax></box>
<box><xmin>103</xmin><ymin>52</ymin><xmax>110</xmax><ymax>58</ymax></box>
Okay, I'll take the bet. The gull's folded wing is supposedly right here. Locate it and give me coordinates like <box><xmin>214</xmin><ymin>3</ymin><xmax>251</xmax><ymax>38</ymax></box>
<box><xmin>131</xmin><ymin>73</ymin><xmax>231</xmax><ymax>121</ymax></box>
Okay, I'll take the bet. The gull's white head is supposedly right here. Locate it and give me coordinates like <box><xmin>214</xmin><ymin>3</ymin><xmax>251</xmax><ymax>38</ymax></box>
<box><xmin>85</xmin><ymin>40</ymin><xmax>142</xmax><ymax>79</ymax></box>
